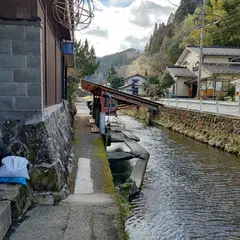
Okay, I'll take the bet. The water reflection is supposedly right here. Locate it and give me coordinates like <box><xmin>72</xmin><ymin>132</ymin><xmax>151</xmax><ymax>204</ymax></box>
<box><xmin>116</xmin><ymin>116</ymin><xmax>240</xmax><ymax>240</ymax></box>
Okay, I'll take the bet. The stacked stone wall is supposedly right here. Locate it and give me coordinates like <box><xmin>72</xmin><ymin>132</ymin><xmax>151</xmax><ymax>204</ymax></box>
<box><xmin>123</xmin><ymin>107</ymin><xmax>240</xmax><ymax>157</ymax></box>
<box><xmin>0</xmin><ymin>102</ymin><xmax>74</xmax><ymax>200</ymax></box>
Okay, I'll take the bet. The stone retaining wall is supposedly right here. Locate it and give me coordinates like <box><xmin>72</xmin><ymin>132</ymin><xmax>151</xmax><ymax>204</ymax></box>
<box><xmin>0</xmin><ymin>101</ymin><xmax>74</xmax><ymax>201</ymax></box>
<box><xmin>123</xmin><ymin>107</ymin><xmax>240</xmax><ymax>157</ymax></box>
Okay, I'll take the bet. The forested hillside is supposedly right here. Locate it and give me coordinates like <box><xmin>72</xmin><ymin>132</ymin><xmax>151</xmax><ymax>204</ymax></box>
<box><xmin>125</xmin><ymin>0</ymin><xmax>240</xmax><ymax>78</ymax></box>
<box><xmin>86</xmin><ymin>48</ymin><xmax>141</xmax><ymax>83</ymax></box>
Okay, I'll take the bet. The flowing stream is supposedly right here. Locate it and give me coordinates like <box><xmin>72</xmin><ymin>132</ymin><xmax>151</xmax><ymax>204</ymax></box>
<box><xmin>110</xmin><ymin>115</ymin><xmax>240</xmax><ymax>240</ymax></box>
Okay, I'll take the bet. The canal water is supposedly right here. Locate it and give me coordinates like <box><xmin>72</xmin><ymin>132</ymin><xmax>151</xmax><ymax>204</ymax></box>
<box><xmin>111</xmin><ymin>115</ymin><xmax>240</xmax><ymax>240</ymax></box>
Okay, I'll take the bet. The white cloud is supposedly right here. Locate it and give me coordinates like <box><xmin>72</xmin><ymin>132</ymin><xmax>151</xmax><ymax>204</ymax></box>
<box><xmin>75</xmin><ymin>0</ymin><xmax>180</xmax><ymax>56</ymax></box>
<box><xmin>109</xmin><ymin>0</ymin><xmax>134</xmax><ymax>7</ymax></box>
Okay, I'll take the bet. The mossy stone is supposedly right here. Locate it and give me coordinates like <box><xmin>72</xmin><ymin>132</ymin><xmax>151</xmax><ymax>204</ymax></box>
<box><xmin>30</xmin><ymin>167</ymin><xmax>61</xmax><ymax>192</ymax></box>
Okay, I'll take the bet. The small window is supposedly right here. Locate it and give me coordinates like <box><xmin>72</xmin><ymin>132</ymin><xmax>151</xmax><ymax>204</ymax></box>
<box><xmin>222</xmin><ymin>82</ymin><xmax>229</xmax><ymax>91</ymax></box>
<box><xmin>132</xmin><ymin>79</ymin><xmax>139</xmax><ymax>84</ymax></box>
<box><xmin>192</xmin><ymin>62</ymin><xmax>199</xmax><ymax>71</ymax></box>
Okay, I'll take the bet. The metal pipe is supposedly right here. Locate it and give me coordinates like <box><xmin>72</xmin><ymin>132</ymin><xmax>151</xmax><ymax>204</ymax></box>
<box><xmin>197</xmin><ymin>0</ymin><xmax>206</xmax><ymax>98</ymax></box>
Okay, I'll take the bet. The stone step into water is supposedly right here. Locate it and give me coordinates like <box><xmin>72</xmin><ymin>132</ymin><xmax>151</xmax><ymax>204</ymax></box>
<box><xmin>124</xmin><ymin>140</ymin><xmax>150</xmax><ymax>160</ymax></box>
<box><xmin>130</xmin><ymin>159</ymin><xmax>149</xmax><ymax>189</ymax></box>
<box><xmin>122</xmin><ymin>131</ymin><xmax>140</xmax><ymax>142</ymax></box>
<box><xmin>0</xmin><ymin>201</ymin><xmax>11</xmax><ymax>240</ymax></box>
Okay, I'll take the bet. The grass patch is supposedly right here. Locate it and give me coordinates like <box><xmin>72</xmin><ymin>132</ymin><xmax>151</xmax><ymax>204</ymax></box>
<box><xmin>115</xmin><ymin>192</ymin><xmax>132</xmax><ymax>240</ymax></box>
<box><xmin>93</xmin><ymin>138</ymin><xmax>132</xmax><ymax>239</ymax></box>
<box><xmin>73</xmin><ymin>138</ymin><xmax>80</xmax><ymax>144</ymax></box>
<box><xmin>93</xmin><ymin>138</ymin><xmax>115</xmax><ymax>194</ymax></box>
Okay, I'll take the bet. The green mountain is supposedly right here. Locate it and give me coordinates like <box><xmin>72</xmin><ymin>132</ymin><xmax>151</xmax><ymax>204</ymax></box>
<box><xmin>86</xmin><ymin>48</ymin><xmax>141</xmax><ymax>83</ymax></box>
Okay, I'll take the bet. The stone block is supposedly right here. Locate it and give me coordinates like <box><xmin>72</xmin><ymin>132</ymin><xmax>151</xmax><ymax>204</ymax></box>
<box><xmin>0</xmin><ymin>69</ymin><xmax>13</xmax><ymax>82</ymax></box>
<box><xmin>0</xmin><ymin>111</ymin><xmax>42</xmax><ymax>122</ymax></box>
<box><xmin>26</xmin><ymin>25</ymin><xmax>41</xmax><ymax>41</ymax></box>
<box><xmin>27</xmin><ymin>83</ymin><xmax>42</xmax><ymax>97</ymax></box>
<box><xmin>0</xmin><ymin>201</ymin><xmax>12</xmax><ymax>240</ymax></box>
<box><xmin>0</xmin><ymin>25</ymin><xmax>25</xmax><ymax>40</ymax></box>
<box><xmin>13</xmin><ymin>69</ymin><xmax>41</xmax><ymax>83</ymax></box>
<box><xmin>30</xmin><ymin>166</ymin><xmax>63</xmax><ymax>192</ymax></box>
<box><xmin>0</xmin><ymin>184</ymin><xmax>31</xmax><ymax>219</ymax></box>
<box><xmin>0</xmin><ymin>82</ymin><xmax>27</xmax><ymax>96</ymax></box>
<box><xmin>26</xmin><ymin>55</ymin><xmax>41</xmax><ymax>69</ymax></box>
<box><xmin>0</xmin><ymin>54</ymin><xmax>26</xmax><ymax>68</ymax></box>
<box><xmin>0</xmin><ymin>97</ymin><xmax>14</xmax><ymax>110</ymax></box>
<box><xmin>14</xmin><ymin>97</ymin><xmax>42</xmax><ymax>110</ymax></box>
<box><xmin>12</xmin><ymin>40</ymin><xmax>41</xmax><ymax>55</ymax></box>
<box><xmin>0</xmin><ymin>39</ymin><xmax>12</xmax><ymax>54</ymax></box>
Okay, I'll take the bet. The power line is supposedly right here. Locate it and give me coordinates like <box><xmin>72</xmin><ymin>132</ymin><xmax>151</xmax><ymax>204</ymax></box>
<box><xmin>165</xmin><ymin>0</ymin><xmax>181</xmax><ymax>9</ymax></box>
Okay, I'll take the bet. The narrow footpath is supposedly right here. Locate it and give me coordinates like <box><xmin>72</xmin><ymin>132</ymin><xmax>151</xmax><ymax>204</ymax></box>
<box><xmin>8</xmin><ymin>102</ymin><xmax>123</xmax><ymax>240</ymax></box>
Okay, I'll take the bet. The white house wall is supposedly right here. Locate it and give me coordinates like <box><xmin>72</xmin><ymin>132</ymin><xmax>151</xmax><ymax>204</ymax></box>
<box><xmin>125</xmin><ymin>76</ymin><xmax>145</xmax><ymax>86</ymax></box>
<box><xmin>178</xmin><ymin>51</ymin><xmax>199</xmax><ymax>70</ymax></box>
<box><xmin>176</xmin><ymin>77</ymin><xmax>189</xmax><ymax>97</ymax></box>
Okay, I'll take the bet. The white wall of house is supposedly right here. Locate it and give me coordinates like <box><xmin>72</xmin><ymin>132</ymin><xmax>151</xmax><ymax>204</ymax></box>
<box><xmin>176</xmin><ymin>77</ymin><xmax>189</xmax><ymax>97</ymax></box>
<box><xmin>182</xmin><ymin>51</ymin><xmax>199</xmax><ymax>70</ymax></box>
<box><xmin>125</xmin><ymin>75</ymin><xmax>145</xmax><ymax>86</ymax></box>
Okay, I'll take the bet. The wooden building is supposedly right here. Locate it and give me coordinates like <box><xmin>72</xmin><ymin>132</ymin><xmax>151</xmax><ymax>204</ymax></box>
<box><xmin>0</xmin><ymin>0</ymin><xmax>74</xmax><ymax>120</ymax></box>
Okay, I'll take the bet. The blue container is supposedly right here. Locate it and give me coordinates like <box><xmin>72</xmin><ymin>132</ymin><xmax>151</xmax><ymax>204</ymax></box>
<box><xmin>62</xmin><ymin>42</ymin><xmax>74</xmax><ymax>55</ymax></box>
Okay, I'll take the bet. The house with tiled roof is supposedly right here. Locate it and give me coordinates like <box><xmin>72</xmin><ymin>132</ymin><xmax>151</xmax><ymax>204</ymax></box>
<box><xmin>166</xmin><ymin>46</ymin><xmax>240</xmax><ymax>99</ymax></box>
<box><xmin>118</xmin><ymin>73</ymin><xmax>146</xmax><ymax>95</ymax></box>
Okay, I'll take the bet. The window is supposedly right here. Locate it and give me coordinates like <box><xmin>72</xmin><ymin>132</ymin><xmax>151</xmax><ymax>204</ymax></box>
<box><xmin>222</xmin><ymin>82</ymin><xmax>229</xmax><ymax>92</ymax></box>
<box><xmin>192</xmin><ymin>62</ymin><xmax>199</xmax><ymax>71</ymax></box>
<box><xmin>132</xmin><ymin>79</ymin><xmax>139</xmax><ymax>84</ymax></box>
<box><xmin>215</xmin><ymin>82</ymin><xmax>222</xmax><ymax>91</ymax></box>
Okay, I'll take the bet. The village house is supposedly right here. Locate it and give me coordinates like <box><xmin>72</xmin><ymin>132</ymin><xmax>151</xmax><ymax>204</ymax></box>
<box><xmin>167</xmin><ymin>46</ymin><xmax>240</xmax><ymax>99</ymax></box>
<box><xmin>118</xmin><ymin>73</ymin><xmax>146</xmax><ymax>95</ymax></box>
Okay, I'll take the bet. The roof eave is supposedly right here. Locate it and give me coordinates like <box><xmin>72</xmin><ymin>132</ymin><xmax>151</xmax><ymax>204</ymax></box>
<box><xmin>175</xmin><ymin>47</ymin><xmax>191</xmax><ymax>66</ymax></box>
<box><xmin>166</xmin><ymin>67</ymin><xmax>177</xmax><ymax>79</ymax></box>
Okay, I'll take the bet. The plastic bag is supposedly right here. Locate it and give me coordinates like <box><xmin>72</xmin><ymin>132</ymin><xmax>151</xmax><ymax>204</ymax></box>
<box><xmin>0</xmin><ymin>156</ymin><xmax>30</xmax><ymax>179</ymax></box>
<box><xmin>0</xmin><ymin>177</ymin><xmax>27</xmax><ymax>186</ymax></box>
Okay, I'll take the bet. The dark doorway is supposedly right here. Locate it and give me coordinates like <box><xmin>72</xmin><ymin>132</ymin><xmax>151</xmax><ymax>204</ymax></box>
<box><xmin>192</xmin><ymin>84</ymin><xmax>197</xmax><ymax>97</ymax></box>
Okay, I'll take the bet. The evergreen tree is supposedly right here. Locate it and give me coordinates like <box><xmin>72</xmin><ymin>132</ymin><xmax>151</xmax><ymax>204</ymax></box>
<box><xmin>75</xmin><ymin>39</ymin><xmax>99</xmax><ymax>77</ymax></box>
<box><xmin>106</xmin><ymin>70</ymin><xmax>124</xmax><ymax>89</ymax></box>
<box><xmin>174</xmin><ymin>0</ymin><xmax>202</xmax><ymax>24</ymax></box>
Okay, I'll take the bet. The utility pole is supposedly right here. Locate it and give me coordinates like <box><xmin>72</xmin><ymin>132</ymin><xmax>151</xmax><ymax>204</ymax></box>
<box><xmin>197</xmin><ymin>0</ymin><xmax>207</xmax><ymax>98</ymax></box>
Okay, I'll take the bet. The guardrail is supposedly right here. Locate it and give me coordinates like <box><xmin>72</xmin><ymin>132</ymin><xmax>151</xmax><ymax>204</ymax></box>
<box><xmin>157</xmin><ymin>99</ymin><xmax>240</xmax><ymax>117</ymax></box>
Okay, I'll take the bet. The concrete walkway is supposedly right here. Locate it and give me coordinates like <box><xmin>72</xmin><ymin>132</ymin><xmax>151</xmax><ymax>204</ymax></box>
<box><xmin>8</xmin><ymin>103</ymin><xmax>123</xmax><ymax>240</ymax></box>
